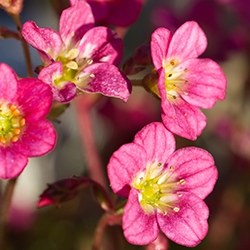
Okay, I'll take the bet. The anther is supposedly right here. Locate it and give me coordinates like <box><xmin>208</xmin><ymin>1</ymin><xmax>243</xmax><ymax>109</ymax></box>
<box><xmin>11</xmin><ymin>136</ymin><xmax>19</xmax><ymax>142</ymax></box>
<box><xmin>173</xmin><ymin>207</ymin><xmax>180</xmax><ymax>212</ymax></box>
<box><xmin>178</xmin><ymin>179</ymin><xmax>185</xmax><ymax>185</ymax></box>
<box><xmin>20</xmin><ymin>118</ymin><xmax>25</xmax><ymax>127</ymax></box>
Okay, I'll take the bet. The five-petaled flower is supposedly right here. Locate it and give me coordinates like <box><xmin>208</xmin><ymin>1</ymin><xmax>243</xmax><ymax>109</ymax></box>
<box><xmin>150</xmin><ymin>21</ymin><xmax>226</xmax><ymax>140</ymax></box>
<box><xmin>108</xmin><ymin>122</ymin><xmax>218</xmax><ymax>246</ymax></box>
<box><xmin>0</xmin><ymin>63</ymin><xmax>56</xmax><ymax>179</ymax></box>
<box><xmin>22</xmin><ymin>1</ymin><xmax>130</xmax><ymax>103</ymax></box>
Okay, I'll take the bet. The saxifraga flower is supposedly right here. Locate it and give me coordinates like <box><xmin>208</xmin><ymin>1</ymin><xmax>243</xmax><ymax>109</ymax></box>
<box><xmin>0</xmin><ymin>63</ymin><xmax>56</xmax><ymax>179</ymax></box>
<box><xmin>108</xmin><ymin>122</ymin><xmax>218</xmax><ymax>246</ymax></box>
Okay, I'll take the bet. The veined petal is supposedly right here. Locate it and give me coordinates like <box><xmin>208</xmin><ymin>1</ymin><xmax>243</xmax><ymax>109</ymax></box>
<box><xmin>17</xmin><ymin>78</ymin><xmax>53</xmax><ymax>121</ymax></box>
<box><xmin>78</xmin><ymin>27</ymin><xmax>123</xmax><ymax>65</ymax></box>
<box><xmin>22</xmin><ymin>21</ymin><xmax>62</xmax><ymax>60</ymax></box>
<box><xmin>161</xmin><ymin>99</ymin><xmax>206</xmax><ymax>140</ymax></box>
<box><xmin>107</xmin><ymin>142</ymin><xmax>147</xmax><ymax>197</ymax></box>
<box><xmin>0</xmin><ymin>147</ymin><xmax>28</xmax><ymax>179</ymax></box>
<box><xmin>0</xmin><ymin>63</ymin><xmax>17</xmax><ymax>102</ymax></box>
<box><xmin>181</xmin><ymin>58</ymin><xmax>227</xmax><ymax>108</ymax></box>
<box><xmin>157</xmin><ymin>192</ymin><xmax>209</xmax><ymax>247</ymax></box>
<box><xmin>12</xmin><ymin>120</ymin><xmax>56</xmax><ymax>157</ymax></box>
<box><xmin>59</xmin><ymin>1</ymin><xmax>94</xmax><ymax>45</ymax></box>
<box><xmin>82</xmin><ymin>63</ymin><xmax>131</xmax><ymax>102</ymax></box>
<box><xmin>158</xmin><ymin>71</ymin><xmax>206</xmax><ymax>140</ymax></box>
<box><xmin>166</xmin><ymin>147</ymin><xmax>218</xmax><ymax>199</ymax></box>
<box><xmin>151</xmin><ymin>27</ymin><xmax>171</xmax><ymax>70</ymax></box>
<box><xmin>134</xmin><ymin>122</ymin><xmax>175</xmax><ymax>164</ymax></box>
<box><xmin>123</xmin><ymin>189</ymin><xmax>159</xmax><ymax>245</ymax></box>
<box><xmin>167</xmin><ymin>21</ymin><xmax>207</xmax><ymax>60</ymax></box>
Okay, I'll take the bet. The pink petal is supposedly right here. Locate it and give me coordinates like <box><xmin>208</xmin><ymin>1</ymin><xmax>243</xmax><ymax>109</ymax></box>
<box><xmin>160</xmin><ymin>94</ymin><xmax>207</xmax><ymax>140</ymax></box>
<box><xmin>17</xmin><ymin>78</ymin><xmax>53</xmax><ymax>121</ymax></box>
<box><xmin>151</xmin><ymin>27</ymin><xmax>171</xmax><ymax>70</ymax></box>
<box><xmin>0</xmin><ymin>63</ymin><xmax>17</xmax><ymax>102</ymax></box>
<box><xmin>78</xmin><ymin>27</ymin><xmax>123</xmax><ymax>65</ymax></box>
<box><xmin>82</xmin><ymin>63</ymin><xmax>131</xmax><ymax>102</ymax></box>
<box><xmin>168</xmin><ymin>21</ymin><xmax>207</xmax><ymax>61</ymax></box>
<box><xmin>123</xmin><ymin>189</ymin><xmax>159</xmax><ymax>245</ymax></box>
<box><xmin>38</xmin><ymin>62</ymin><xmax>77</xmax><ymax>102</ymax></box>
<box><xmin>107</xmin><ymin>142</ymin><xmax>146</xmax><ymax>196</ymax></box>
<box><xmin>12</xmin><ymin>120</ymin><xmax>56</xmax><ymax>157</ymax></box>
<box><xmin>0</xmin><ymin>147</ymin><xmax>28</xmax><ymax>179</ymax></box>
<box><xmin>166</xmin><ymin>147</ymin><xmax>218</xmax><ymax>199</ymax></box>
<box><xmin>59</xmin><ymin>1</ymin><xmax>94</xmax><ymax>45</ymax></box>
<box><xmin>22</xmin><ymin>21</ymin><xmax>62</xmax><ymax>60</ymax></box>
<box><xmin>105</xmin><ymin>0</ymin><xmax>143</xmax><ymax>27</ymax></box>
<box><xmin>181</xmin><ymin>58</ymin><xmax>227</xmax><ymax>108</ymax></box>
<box><xmin>134</xmin><ymin>122</ymin><xmax>175</xmax><ymax>164</ymax></box>
<box><xmin>157</xmin><ymin>192</ymin><xmax>209</xmax><ymax>247</ymax></box>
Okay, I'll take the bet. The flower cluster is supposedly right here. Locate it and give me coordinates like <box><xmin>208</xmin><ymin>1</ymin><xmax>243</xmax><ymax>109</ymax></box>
<box><xmin>0</xmin><ymin>0</ymin><xmax>227</xmax><ymax>249</ymax></box>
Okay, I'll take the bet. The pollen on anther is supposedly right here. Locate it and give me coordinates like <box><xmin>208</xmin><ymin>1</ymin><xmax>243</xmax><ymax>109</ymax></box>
<box><xmin>20</xmin><ymin>118</ymin><xmax>26</xmax><ymax>127</ymax></box>
<box><xmin>14</xmin><ymin>128</ymin><xmax>21</xmax><ymax>135</ymax></box>
<box><xmin>157</xmin><ymin>163</ymin><xmax>162</xmax><ymax>167</ymax></box>
<box><xmin>173</xmin><ymin>207</ymin><xmax>180</xmax><ymax>212</ymax></box>
<box><xmin>11</xmin><ymin>136</ymin><xmax>19</xmax><ymax>142</ymax></box>
<box><xmin>178</xmin><ymin>179</ymin><xmax>185</xmax><ymax>185</ymax></box>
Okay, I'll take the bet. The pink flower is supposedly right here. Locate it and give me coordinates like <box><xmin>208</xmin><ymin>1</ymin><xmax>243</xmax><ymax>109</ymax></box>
<box><xmin>70</xmin><ymin>0</ymin><xmax>143</xmax><ymax>27</ymax></box>
<box><xmin>151</xmin><ymin>21</ymin><xmax>226</xmax><ymax>140</ymax></box>
<box><xmin>0</xmin><ymin>63</ymin><xmax>56</xmax><ymax>179</ymax></box>
<box><xmin>108</xmin><ymin>122</ymin><xmax>218</xmax><ymax>246</ymax></box>
<box><xmin>22</xmin><ymin>1</ymin><xmax>130</xmax><ymax>102</ymax></box>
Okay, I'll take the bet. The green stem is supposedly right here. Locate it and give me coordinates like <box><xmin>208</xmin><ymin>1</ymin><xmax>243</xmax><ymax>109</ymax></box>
<box><xmin>0</xmin><ymin>178</ymin><xmax>18</xmax><ymax>249</ymax></box>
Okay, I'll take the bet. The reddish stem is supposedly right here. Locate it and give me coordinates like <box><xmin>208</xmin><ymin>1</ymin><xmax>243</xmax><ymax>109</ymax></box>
<box><xmin>74</xmin><ymin>94</ymin><xmax>107</xmax><ymax>189</ymax></box>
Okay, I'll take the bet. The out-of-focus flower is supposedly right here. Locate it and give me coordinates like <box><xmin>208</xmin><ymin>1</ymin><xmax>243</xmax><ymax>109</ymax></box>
<box><xmin>151</xmin><ymin>0</ymin><xmax>249</xmax><ymax>60</ymax></box>
<box><xmin>107</xmin><ymin>122</ymin><xmax>218</xmax><ymax>246</ymax></box>
<box><xmin>150</xmin><ymin>21</ymin><xmax>226</xmax><ymax>140</ymax></box>
<box><xmin>0</xmin><ymin>0</ymin><xmax>23</xmax><ymax>15</ymax></box>
<box><xmin>22</xmin><ymin>1</ymin><xmax>130</xmax><ymax>103</ymax></box>
<box><xmin>0</xmin><ymin>63</ymin><xmax>56</xmax><ymax>179</ymax></box>
<box><xmin>70</xmin><ymin>0</ymin><xmax>143</xmax><ymax>27</ymax></box>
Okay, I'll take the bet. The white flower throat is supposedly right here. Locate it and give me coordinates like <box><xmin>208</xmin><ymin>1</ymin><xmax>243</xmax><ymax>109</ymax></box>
<box><xmin>132</xmin><ymin>162</ymin><xmax>185</xmax><ymax>215</ymax></box>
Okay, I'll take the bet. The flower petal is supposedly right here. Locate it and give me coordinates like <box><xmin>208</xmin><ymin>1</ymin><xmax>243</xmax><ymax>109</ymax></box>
<box><xmin>78</xmin><ymin>27</ymin><xmax>123</xmax><ymax>65</ymax></box>
<box><xmin>22</xmin><ymin>21</ymin><xmax>62</xmax><ymax>60</ymax></box>
<box><xmin>0</xmin><ymin>63</ymin><xmax>17</xmax><ymax>102</ymax></box>
<box><xmin>59</xmin><ymin>1</ymin><xmax>94</xmax><ymax>45</ymax></box>
<box><xmin>160</xmin><ymin>95</ymin><xmax>206</xmax><ymax>140</ymax></box>
<box><xmin>168</xmin><ymin>21</ymin><xmax>207</xmax><ymax>61</ymax></box>
<box><xmin>123</xmin><ymin>189</ymin><xmax>159</xmax><ymax>245</ymax></box>
<box><xmin>134</xmin><ymin>122</ymin><xmax>175</xmax><ymax>164</ymax></box>
<box><xmin>82</xmin><ymin>63</ymin><xmax>131</xmax><ymax>102</ymax></box>
<box><xmin>166</xmin><ymin>147</ymin><xmax>218</xmax><ymax>199</ymax></box>
<box><xmin>181</xmin><ymin>58</ymin><xmax>227</xmax><ymax>108</ymax></box>
<box><xmin>38</xmin><ymin>62</ymin><xmax>77</xmax><ymax>102</ymax></box>
<box><xmin>107</xmin><ymin>142</ymin><xmax>146</xmax><ymax>196</ymax></box>
<box><xmin>151</xmin><ymin>27</ymin><xmax>171</xmax><ymax>70</ymax></box>
<box><xmin>0</xmin><ymin>147</ymin><xmax>28</xmax><ymax>179</ymax></box>
<box><xmin>17</xmin><ymin>78</ymin><xmax>53</xmax><ymax>121</ymax></box>
<box><xmin>157</xmin><ymin>192</ymin><xmax>209</xmax><ymax>247</ymax></box>
<box><xmin>12</xmin><ymin>120</ymin><xmax>56</xmax><ymax>157</ymax></box>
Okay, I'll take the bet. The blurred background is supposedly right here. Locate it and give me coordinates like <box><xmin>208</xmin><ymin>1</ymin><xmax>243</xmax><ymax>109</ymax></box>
<box><xmin>0</xmin><ymin>0</ymin><xmax>250</xmax><ymax>249</ymax></box>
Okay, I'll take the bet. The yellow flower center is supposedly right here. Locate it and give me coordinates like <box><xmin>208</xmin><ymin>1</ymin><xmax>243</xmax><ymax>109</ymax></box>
<box><xmin>132</xmin><ymin>162</ymin><xmax>185</xmax><ymax>215</ymax></box>
<box><xmin>0</xmin><ymin>103</ymin><xmax>25</xmax><ymax>146</ymax></box>
<box><xmin>54</xmin><ymin>48</ymin><xmax>94</xmax><ymax>88</ymax></box>
<box><xmin>163</xmin><ymin>59</ymin><xmax>188</xmax><ymax>101</ymax></box>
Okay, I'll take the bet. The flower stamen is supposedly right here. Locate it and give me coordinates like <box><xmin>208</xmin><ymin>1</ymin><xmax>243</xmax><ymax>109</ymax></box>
<box><xmin>0</xmin><ymin>103</ymin><xmax>25</xmax><ymax>146</ymax></box>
